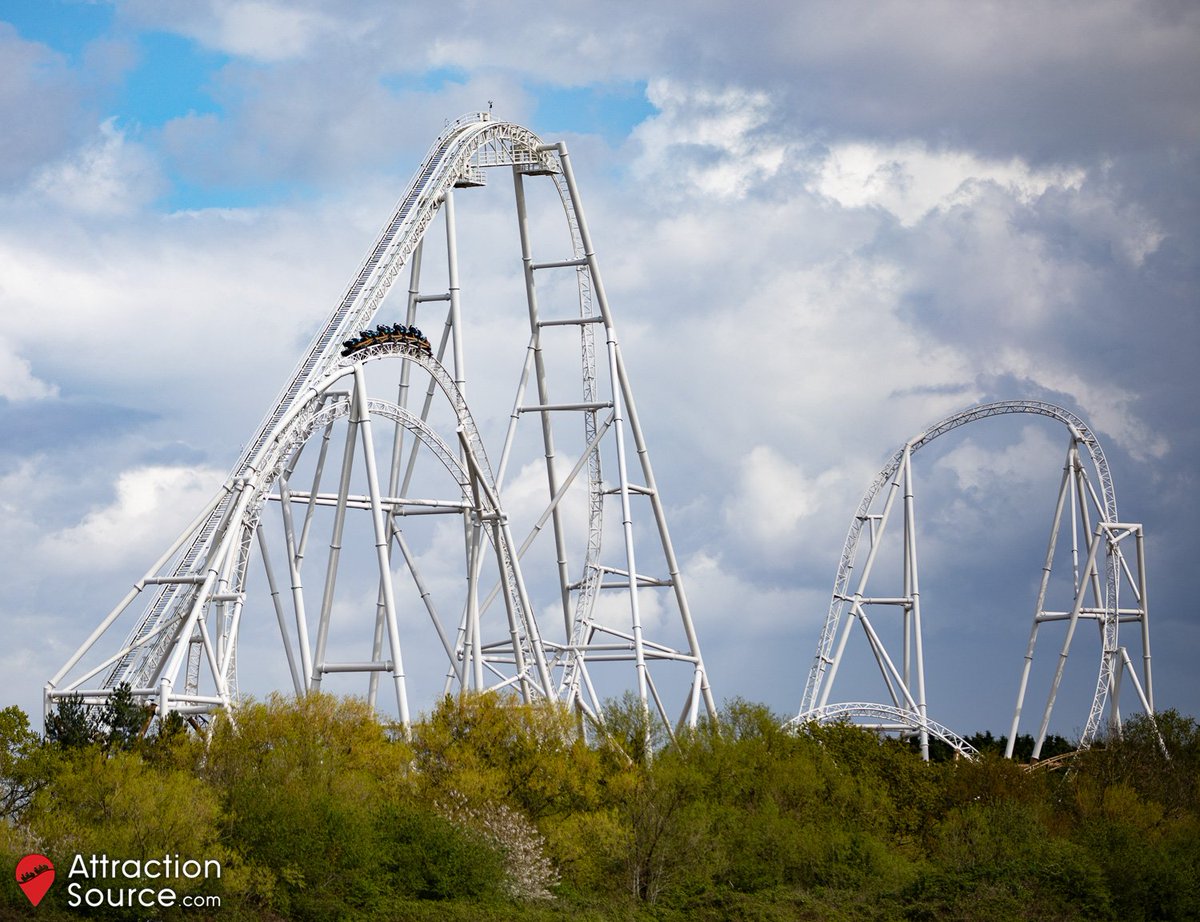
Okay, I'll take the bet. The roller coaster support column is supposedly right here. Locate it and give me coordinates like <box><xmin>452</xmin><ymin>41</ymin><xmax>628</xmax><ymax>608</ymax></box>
<box><xmin>511</xmin><ymin>169</ymin><xmax>575</xmax><ymax>638</ymax></box>
<box><xmin>309</xmin><ymin>399</ymin><xmax>359</xmax><ymax>693</ymax></box>
<box><xmin>818</xmin><ymin>459</ymin><xmax>905</xmax><ymax>710</ymax></box>
<box><xmin>901</xmin><ymin>446</ymin><xmax>929</xmax><ymax>760</ymax></box>
<box><xmin>606</xmin><ymin>323</ymin><xmax>649</xmax><ymax>710</ymax></box>
<box><xmin>354</xmin><ymin>365</ymin><xmax>411</xmax><ymax>729</ymax></box>
<box><xmin>1034</xmin><ymin>523</ymin><xmax>1105</xmax><ymax>759</ymax></box>
<box><xmin>552</xmin><ymin>141</ymin><xmax>717</xmax><ymax>724</ymax></box>
<box><xmin>1007</xmin><ymin>440</ymin><xmax>1077</xmax><ymax>759</ymax></box>
<box><xmin>1136</xmin><ymin>529</ymin><xmax>1152</xmax><ymax>712</ymax></box>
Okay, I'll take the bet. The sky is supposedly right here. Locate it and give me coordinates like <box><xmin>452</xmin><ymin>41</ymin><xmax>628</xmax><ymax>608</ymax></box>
<box><xmin>0</xmin><ymin>0</ymin><xmax>1197</xmax><ymax>744</ymax></box>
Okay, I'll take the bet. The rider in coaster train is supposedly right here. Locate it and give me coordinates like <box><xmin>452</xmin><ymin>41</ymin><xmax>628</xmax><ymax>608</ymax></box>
<box><xmin>340</xmin><ymin>323</ymin><xmax>431</xmax><ymax>357</ymax></box>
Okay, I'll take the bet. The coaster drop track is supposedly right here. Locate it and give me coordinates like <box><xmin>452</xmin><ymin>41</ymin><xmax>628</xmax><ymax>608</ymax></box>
<box><xmin>48</xmin><ymin>113</ymin><xmax>716</xmax><ymax>734</ymax></box>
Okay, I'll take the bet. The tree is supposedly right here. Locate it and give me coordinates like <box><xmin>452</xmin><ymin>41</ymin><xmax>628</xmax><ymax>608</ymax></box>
<box><xmin>24</xmin><ymin>748</ymin><xmax>231</xmax><ymax>915</ymax></box>
<box><xmin>100</xmin><ymin>682</ymin><xmax>153</xmax><ymax>750</ymax></box>
<box><xmin>413</xmin><ymin>692</ymin><xmax>603</xmax><ymax>820</ymax></box>
<box><xmin>200</xmin><ymin>693</ymin><xmax>434</xmax><ymax>918</ymax></box>
<box><xmin>0</xmin><ymin>706</ymin><xmax>42</xmax><ymax>818</ymax></box>
<box><xmin>44</xmin><ymin>694</ymin><xmax>97</xmax><ymax>749</ymax></box>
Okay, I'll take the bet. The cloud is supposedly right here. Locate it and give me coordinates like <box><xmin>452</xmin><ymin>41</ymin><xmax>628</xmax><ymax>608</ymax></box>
<box><xmin>0</xmin><ymin>339</ymin><xmax>58</xmax><ymax>401</ymax></box>
<box><xmin>722</xmin><ymin>446</ymin><xmax>844</xmax><ymax>563</ymax></box>
<box><xmin>210</xmin><ymin>2</ymin><xmax>346</xmax><ymax>61</ymax></box>
<box><xmin>111</xmin><ymin>2</ymin><xmax>1200</xmax><ymax>165</ymax></box>
<box><xmin>0</xmin><ymin>24</ymin><xmax>87</xmax><ymax>186</ymax></box>
<box><xmin>656</xmin><ymin>2</ymin><xmax>1200</xmax><ymax>162</ymax></box>
<box><xmin>931</xmin><ymin>423</ymin><xmax>1064</xmax><ymax>495</ymax></box>
<box><xmin>158</xmin><ymin>64</ymin><xmax>532</xmax><ymax>188</ymax></box>
<box><xmin>41</xmin><ymin>464</ymin><xmax>224</xmax><ymax>572</ymax></box>
<box><xmin>118</xmin><ymin>0</ymin><xmax>349</xmax><ymax>63</ymax></box>
<box><xmin>31</xmin><ymin>118</ymin><xmax>165</xmax><ymax>214</ymax></box>
<box><xmin>680</xmin><ymin>549</ymin><xmax>825</xmax><ymax>711</ymax></box>
<box><xmin>631</xmin><ymin>80</ymin><xmax>787</xmax><ymax>200</ymax></box>
<box><xmin>978</xmin><ymin>356</ymin><xmax>1170</xmax><ymax>463</ymax></box>
<box><xmin>813</xmin><ymin>141</ymin><xmax>1085</xmax><ymax>226</ymax></box>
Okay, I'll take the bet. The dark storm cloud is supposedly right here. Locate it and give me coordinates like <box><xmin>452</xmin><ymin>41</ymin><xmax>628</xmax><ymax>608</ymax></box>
<box><xmin>661</xmin><ymin>1</ymin><xmax>1200</xmax><ymax>163</ymax></box>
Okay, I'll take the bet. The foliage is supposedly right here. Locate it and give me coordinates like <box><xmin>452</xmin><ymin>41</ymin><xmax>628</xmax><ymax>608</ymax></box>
<box><xmin>44</xmin><ymin>694</ymin><xmax>97</xmax><ymax>749</ymax></box>
<box><xmin>1</xmin><ymin>696</ymin><xmax>1199</xmax><ymax>920</ymax></box>
<box><xmin>0</xmin><ymin>706</ymin><xmax>43</xmax><ymax>818</ymax></box>
<box><xmin>375</xmin><ymin>801</ymin><xmax>507</xmax><ymax>903</ymax></box>
<box><xmin>43</xmin><ymin>684</ymin><xmax>155</xmax><ymax>754</ymax></box>
<box><xmin>436</xmin><ymin>790</ymin><xmax>559</xmax><ymax>901</ymax></box>
<box><xmin>412</xmin><ymin>692</ymin><xmax>604</xmax><ymax>819</ymax></box>
<box><xmin>99</xmin><ymin>684</ymin><xmax>154</xmax><ymax>751</ymax></box>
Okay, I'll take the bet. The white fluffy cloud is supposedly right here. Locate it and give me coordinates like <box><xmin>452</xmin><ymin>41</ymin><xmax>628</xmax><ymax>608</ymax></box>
<box><xmin>813</xmin><ymin>141</ymin><xmax>1086</xmax><ymax>226</ymax></box>
<box><xmin>41</xmin><ymin>465</ymin><xmax>224</xmax><ymax>571</ymax></box>
<box><xmin>931</xmin><ymin>424</ymin><xmax>1064</xmax><ymax>495</ymax></box>
<box><xmin>31</xmin><ymin>119</ymin><xmax>164</xmax><ymax>215</ymax></box>
<box><xmin>631</xmin><ymin>80</ymin><xmax>787</xmax><ymax>200</ymax></box>
<box><xmin>723</xmin><ymin>445</ymin><xmax>844</xmax><ymax>561</ymax></box>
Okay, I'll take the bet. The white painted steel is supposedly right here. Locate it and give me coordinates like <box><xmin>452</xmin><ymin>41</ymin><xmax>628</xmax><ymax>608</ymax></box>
<box><xmin>48</xmin><ymin>113</ymin><xmax>713</xmax><ymax>731</ymax></box>
<box><xmin>794</xmin><ymin>400</ymin><xmax>1154</xmax><ymax>759</ymax></box>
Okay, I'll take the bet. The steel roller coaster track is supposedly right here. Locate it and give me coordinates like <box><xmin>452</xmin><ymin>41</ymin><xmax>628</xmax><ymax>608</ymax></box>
<box><xmin>48</xmin><ymin>113</ymin><xmax>716</xmax><ymax>732</ymax></box>
<box><xmin>793</xmin><ymin>400</ymin><xmax>1154</xmax><ymax>759</ymax></box>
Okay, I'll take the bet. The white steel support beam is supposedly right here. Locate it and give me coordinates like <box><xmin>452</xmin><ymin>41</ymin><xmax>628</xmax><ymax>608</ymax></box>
<box><xmin>512</xmin><ymin>169</ymin><xmax>575</xmax><ymax>639</ymax></box>
<box><xmin>309</xmin><ymin>399</ymin><xmax>359</xmax><ymax>692</ymax></box>
<box><xmin>797</xmin><ymin>401</ymin><xmax>1157</xmax><ymax>761</ymax></box>
<box><xmin>352</xmin><ymin>365</ymin><xmax>411</xmax><ymax>728</ymax></box>
<box><xmin>1006</xmin><ymin>441</ymin><xmax>1076</xmax><ymax>758</ymax></box>
<box><xmin>552</xmin><ymin>142</ymin><xmax>717</xmax><ymax>724</ymax></box>
<box><xmin>50</xmin><ymin>113</ymin><xmax>716</xmax><ymax>737</ymax></box>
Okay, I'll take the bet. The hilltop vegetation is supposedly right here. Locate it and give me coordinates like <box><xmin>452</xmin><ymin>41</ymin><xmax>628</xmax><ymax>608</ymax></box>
<box><xmin>2</xmin><ymin>693</ymin><xmax>1198</xmax><ymax>921</ymax></box>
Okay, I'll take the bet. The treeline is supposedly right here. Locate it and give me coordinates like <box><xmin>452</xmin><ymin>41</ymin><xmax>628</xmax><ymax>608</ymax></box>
<box><xmin>2</xmin><ymin>692</ymin><xmax>1199</xmax><ymax>921</ymax></box>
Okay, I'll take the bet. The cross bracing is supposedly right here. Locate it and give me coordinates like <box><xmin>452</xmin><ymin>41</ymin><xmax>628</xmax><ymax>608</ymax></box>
<box><xmin>793</xmin><ymin>400</ymin><xmax>1154</xmax><ymax>760</ymax></box>
<box><xmin>47</xmin><ymin>113</ymin><xmax>715</xmax><ymax>732</ymax></box>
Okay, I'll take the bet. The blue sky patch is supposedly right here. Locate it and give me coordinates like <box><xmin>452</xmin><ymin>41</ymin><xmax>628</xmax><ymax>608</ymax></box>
<box><xmin>120</xmin><ymin>31</ymin><xmax>226</xmax><ymax>127</ymax></box>
<box><xmin>530</xmin><ymin>81</ymin><xmax>656</xmax><ymax>143</ymax></box>
<box><xmin>159</xmin><ymin>176</ymin><xmax>317</xmax><ymax>213</ymax></box>
<box><xmin>2</xmin><ymin>0</ymin><xmax>113</xmax><ymax>60</ymax></box>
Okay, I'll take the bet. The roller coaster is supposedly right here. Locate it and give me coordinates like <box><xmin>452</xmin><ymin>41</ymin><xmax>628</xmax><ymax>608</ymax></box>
<box><xmin>47</xmin><ymin>113</ymin><xmax>1156</xmax><ymax>757</ymax></box>
<box><xmin>341</xmin><ymin>325</ymin><xmax>431</xmax><ymax>357</ymax></box>
<box><xmin>791</xmin><ymin>401</ymin><xmax>1155</xmax><ymax>759</ymax></box>
<box><xmin>47</xmin><ymin>112</ymin><xmax>714</xmax><ymax>733</ymax></box>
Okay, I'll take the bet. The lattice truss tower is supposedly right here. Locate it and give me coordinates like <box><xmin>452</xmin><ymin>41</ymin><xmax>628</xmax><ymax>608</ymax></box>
<box><xmin>792</xmin><ymin>401</ymin><xmax>1154</xmax><ymax>760</ymax></box>
<box><xmin>48</xmin><ymin>113</ymin><xmax>717</xmax><ymax>732</ymax></box>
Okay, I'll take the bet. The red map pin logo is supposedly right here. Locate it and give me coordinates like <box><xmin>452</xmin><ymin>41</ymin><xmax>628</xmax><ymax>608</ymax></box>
<box><xmin>15</xmin><ymin>854</ymin><xmax>55</xmax><ymax>907</ymax></box>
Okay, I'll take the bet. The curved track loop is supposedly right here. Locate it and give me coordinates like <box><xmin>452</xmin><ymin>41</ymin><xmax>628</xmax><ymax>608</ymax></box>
<box><xmin>155</xmin><ymin>342</ymin><xmax>549</xmax><ymax>717</ymax></box>
<box><xmin>239</xmin><ymin>344</ymin><xmax>551</xmax><ymax>701</ymax></box>
<box><xmin>798</xmin><ymin>400</ymin><xmax>1128</xmax><ymax>756</ymax></box>
<box><xmin>89</xmin><ymin>115</ymin><xmax>562</xmax><ymax>695</ymax></box>
<box><xmin>795</xmin><ymin>702</ymin><xmax>978</xmax><ymax>757</ymax></box>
